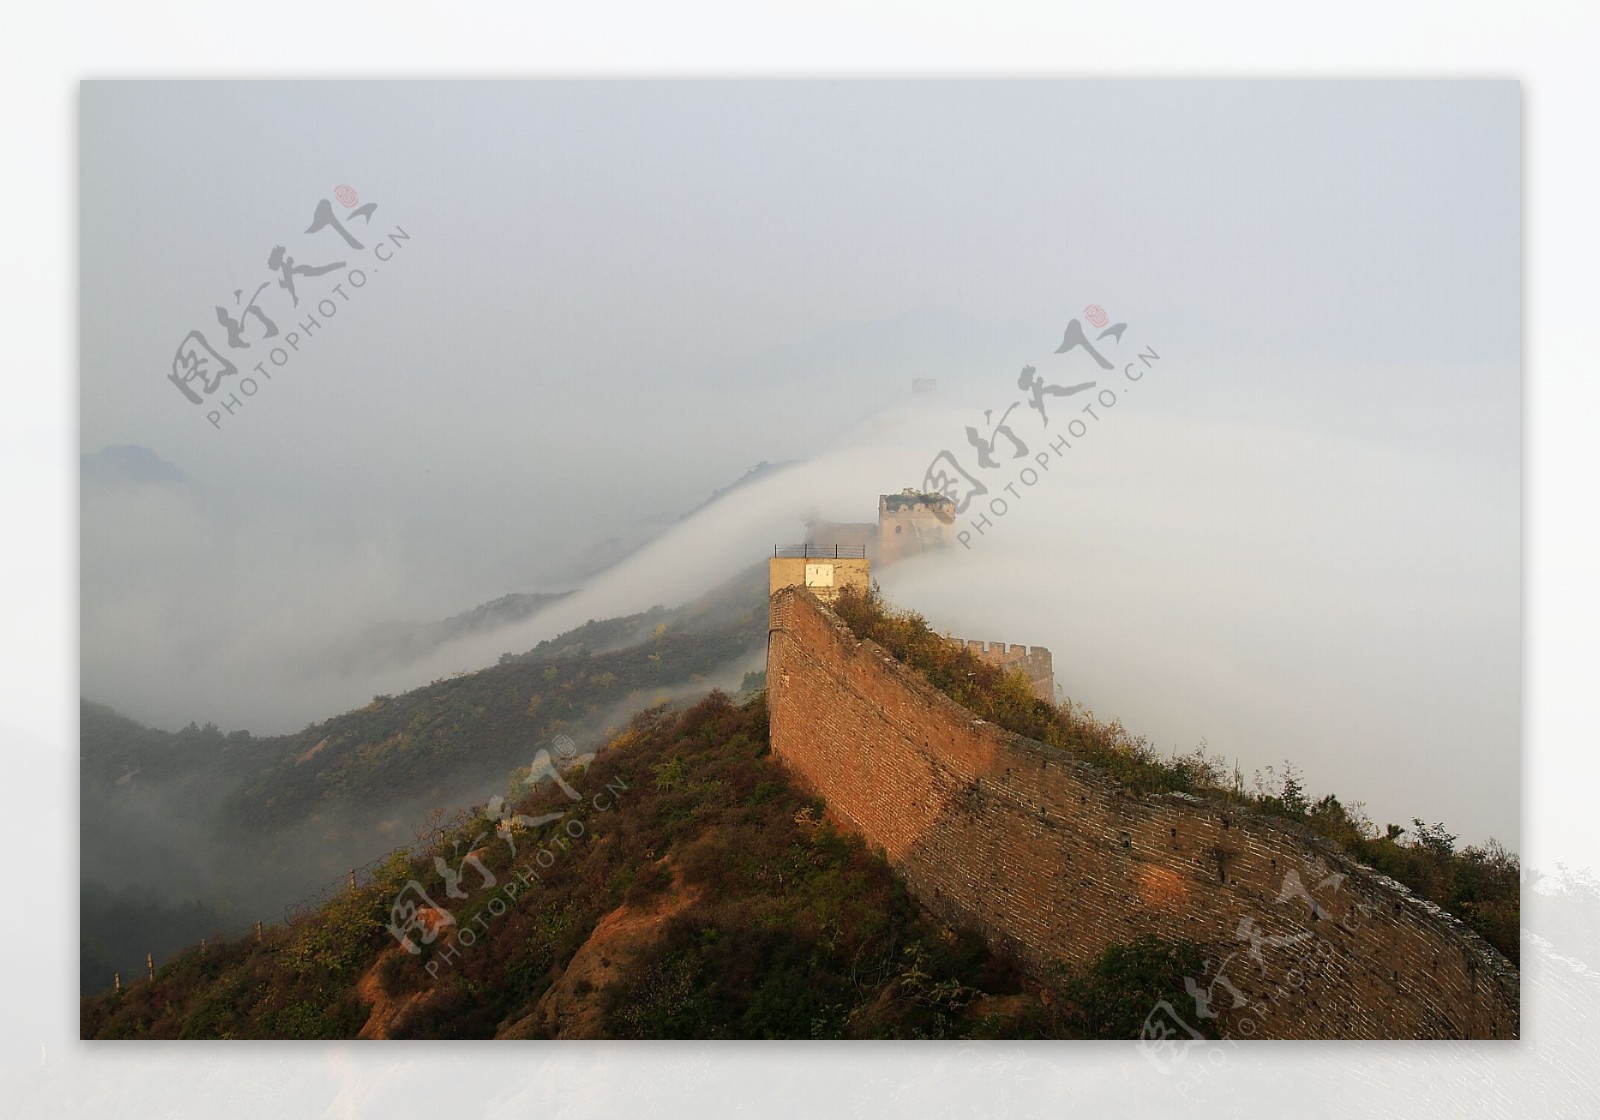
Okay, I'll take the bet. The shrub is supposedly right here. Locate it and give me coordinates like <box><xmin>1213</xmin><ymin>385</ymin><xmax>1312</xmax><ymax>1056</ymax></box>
<box><xmin>1058</xmin><ymin>935</ymin><xmax>1219</xmax><ymax>1040</ymax></box>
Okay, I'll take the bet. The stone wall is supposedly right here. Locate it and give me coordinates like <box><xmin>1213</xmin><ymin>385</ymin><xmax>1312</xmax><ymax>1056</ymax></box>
<box><xmin>878</xmin><ymin>492</ymin><xmax>957</xmax><ymax>565</ymax></box>
<box><xmin>945</xmin><ymin>637</ymin><xmax>1055</xmax><ymax>702</ymax></box>
<box><xmin>766</xmin><ymin>586</ymin><xmax>1518</xmax><ymax>1040</ymax></box>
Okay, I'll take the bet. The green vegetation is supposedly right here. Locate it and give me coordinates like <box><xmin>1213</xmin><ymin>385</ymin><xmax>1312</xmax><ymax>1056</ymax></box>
<box><xmin>350</xmin><ymin>590</ymin><xmax>572</xmax><ymax>672</ymax></box>
<box><xmin>79</xmin><ymin>565</ymin><xmax>774</xmax><ymax>996</ymax></box>
<box><xmin>84</xmin><ymin>861</ymin><xmax>413</xmax><ymax>1040</ymax></box>
<box><xmin>81</xmin><ymin>564</ymin><xmax>1516</xmax><ymax>1039</ymax></box>
<box><xmin>829</xmin><ymin>583</ymin><xmax>1520</xmax><ymax>963</ymax></box>
<box><xmin>880</xmin><ymin>490</ymin><xmax>952</xmax><ymax>513</ymax></box>
<box><xmin>222</xmin><ymin>615</ymin><xmax>758</xmax><ymax>836</ymax></box>
<box><xmin>79</xmin><ymin>882</ymin><xmax>237</xmax><ymax>996</ymax></box>
<box><xmin>81</xmin><ymin>692</ymin><xmax>1213</xmax><ymax>1039</ymax></box>
<box><xmin>1055</xmin><ymin>935</ymin><xmax>1219</xmax><ymax>1040</ymax></box>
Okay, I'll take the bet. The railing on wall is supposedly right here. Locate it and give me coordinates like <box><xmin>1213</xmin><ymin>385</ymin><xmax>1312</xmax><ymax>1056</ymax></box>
<box><xmin>774</xmin><ymin>544</ymin><xmax>868</xmax><ymax>559</ymax></box>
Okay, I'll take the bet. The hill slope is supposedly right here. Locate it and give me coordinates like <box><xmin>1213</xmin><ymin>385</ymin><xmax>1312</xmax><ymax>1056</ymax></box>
<box><xmin>79</xmin><ymin>565</ymin><xmax>773</xmax><ymax>996</ymax></box>
<box><xmin>80</xmin><ymin>692</ymin><xmax>1213</xmax><ymax>1040</ymax></box>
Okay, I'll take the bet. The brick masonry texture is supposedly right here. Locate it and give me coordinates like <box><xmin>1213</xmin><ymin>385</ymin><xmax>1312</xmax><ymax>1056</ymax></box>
<box><xmin>767</xmin><ymin>587</ymin><xmax>1519</xmax><ymax>1040</ymax></box>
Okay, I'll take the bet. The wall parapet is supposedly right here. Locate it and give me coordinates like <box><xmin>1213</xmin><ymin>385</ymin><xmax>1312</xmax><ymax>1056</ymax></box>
<box><xmin>942</xmin><ymin>636</ymin><xmax>1055</xmax><ymax>702</ymax></box>
<box><xmin>766</xmin><ymin>586</ymin><xmax>1517</xmax><ymax>1039</ymax></box>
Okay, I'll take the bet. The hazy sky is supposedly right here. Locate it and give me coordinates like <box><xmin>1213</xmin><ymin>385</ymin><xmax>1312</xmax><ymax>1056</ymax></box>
<box><xmin>80</xmin><ymin>80</ymin><xmax>1518</xmax><ymax>846</ymax></box>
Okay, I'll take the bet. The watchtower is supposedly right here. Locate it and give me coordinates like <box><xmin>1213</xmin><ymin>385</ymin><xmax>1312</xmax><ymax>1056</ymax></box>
<box><xmin>769</xmin><ymin>544</ymin><xmax>871</xmax><ymax>604</ymax></box>
<box><xmin>878</xmin><ymin>489</ymin><xmax>957</xmax><ymax>565</ymax></box>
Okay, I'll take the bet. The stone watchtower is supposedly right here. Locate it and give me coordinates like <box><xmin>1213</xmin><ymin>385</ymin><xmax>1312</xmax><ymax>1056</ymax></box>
<box><xmin>878</xmin><ymin>489</ymin><xmax>957</xmax><ymax>566</ymax></box>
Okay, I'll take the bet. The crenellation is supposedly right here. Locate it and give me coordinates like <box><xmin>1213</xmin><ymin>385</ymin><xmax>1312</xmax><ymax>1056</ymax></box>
<box><xmin>943</xmin><ymin>636</ymin><xmax>1056</xmax><ymax>702</ymax></box>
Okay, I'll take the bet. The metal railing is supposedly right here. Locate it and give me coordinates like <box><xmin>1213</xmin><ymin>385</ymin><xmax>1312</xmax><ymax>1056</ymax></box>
<box><xmin>280</xmin><ymin>829</ymin><xmax>457</xmax><ymax>924</ymax></box>
<box><xmin>106</xmin><ymin>832</ymin><xmax>451</xmax><ymax>995</ymax></box>
<box><xmin>774</xmin><ymin>543</ymin><xmax>868</xmax><ymax>559</ymax></box>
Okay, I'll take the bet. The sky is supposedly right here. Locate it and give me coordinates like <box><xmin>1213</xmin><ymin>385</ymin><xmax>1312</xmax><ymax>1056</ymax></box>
<box><xmin>80</xmin><ymin>80</ymin><xmax>1519</xmax><ymax>847</ymax></box>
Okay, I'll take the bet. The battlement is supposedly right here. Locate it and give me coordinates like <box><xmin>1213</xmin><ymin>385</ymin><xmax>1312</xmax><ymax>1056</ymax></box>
<box><xmin>878</xmin><ymin>488</ymin><xmax>956</xmax><ymax>517</ymax></box>
<box><xmin>878</xmin><ymin>489</ymin><xmax>956</xmax><ymax>565</ymax></box>
<box><xmin>943</xmin><ymin>636</ymin><xmax>1055</xmax><ymax>702</ymax></box>
<box><xmin>803</xmin><ymin>489</ymin><xmax>959</xmax><ymax>567</ymax></box>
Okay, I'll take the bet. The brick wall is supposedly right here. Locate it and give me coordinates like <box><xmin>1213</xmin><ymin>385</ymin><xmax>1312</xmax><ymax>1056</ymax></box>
<box><xmin>767</xmin><ymin>587</ymin><xmax>1518</xmax><ymax>1040</ymax></box>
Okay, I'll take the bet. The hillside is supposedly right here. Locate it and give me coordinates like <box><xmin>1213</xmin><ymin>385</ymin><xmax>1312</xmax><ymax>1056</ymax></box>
<box><xmin>79</xmin><ymin>574</ymin><xmax>1516</xmax><ymax>1037</ymax></box>
<box><xmin>80</xmin><ymin>692</ymin><xmax>1215</xmax><ymax>1040</ymax></box>
<box><xmin>322</xmin><ymin>589</ymin><xmax>574</xmax><ymax>676</ymax></box>
<box><xmin>79</xmin><ymin>564</ymin><xmax>773</xmax><ymax>995</ymax></box>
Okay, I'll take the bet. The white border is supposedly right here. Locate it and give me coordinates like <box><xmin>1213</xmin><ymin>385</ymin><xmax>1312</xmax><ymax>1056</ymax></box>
<box><xmin>4</xmin><ymin>2</ymin><xmax>1598</xmax><ymax>1117</ymax></box>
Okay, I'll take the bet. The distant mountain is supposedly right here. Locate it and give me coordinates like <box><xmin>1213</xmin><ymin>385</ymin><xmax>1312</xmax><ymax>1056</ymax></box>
<box><xmin>677</xmin><ymin>460</ymin><xmax>794</xmax><ymax>521</ymax></box>
<box><xmin>538</xmin><ymin>463</ymin><xmax>800</xmax><ymax>587</ymax></box>
<box><xmin>81</xmin><ymin>444</ymin><xmax>189</xmax><ymax>492</ymax></box>
<box><xmin>328</xmin><ymin>590</ymin><xmax>575</xmax><ymax>676</ymax></box>
<box><xmin>78</xmin><ymin>564</ymin><xmax>771</xmax><ymax>996</ymax></box>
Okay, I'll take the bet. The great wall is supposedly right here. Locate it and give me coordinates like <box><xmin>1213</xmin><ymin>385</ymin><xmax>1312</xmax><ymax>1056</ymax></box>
<box><xmin>96</xmin><ymin>487</ymin><xmax>1519</xmax><ymax>1037</ymax></box>
<box><xmin>764</xmin><ymin>573</ymin><xmax>1519</xmax><ymax>1040</ymax></box>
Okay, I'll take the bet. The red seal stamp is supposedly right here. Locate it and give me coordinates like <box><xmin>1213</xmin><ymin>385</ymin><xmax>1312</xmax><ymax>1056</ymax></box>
<box><xmin>1084</xmin><ymin>304</ymin><xmax>1109</xmax><ymax>329</ymax></box>
<box><xmin>334</xmin><ymin>184</ymin><xmax>359</xmax><ymax>208</ymax></box>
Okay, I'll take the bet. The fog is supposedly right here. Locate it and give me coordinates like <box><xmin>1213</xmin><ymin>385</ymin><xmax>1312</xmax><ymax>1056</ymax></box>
<box><xmin>81</xmin><ymin>81</ymin><xmax>1519</xmax><ymax>850</ymax></box>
